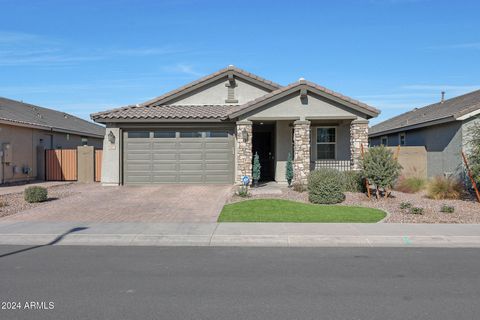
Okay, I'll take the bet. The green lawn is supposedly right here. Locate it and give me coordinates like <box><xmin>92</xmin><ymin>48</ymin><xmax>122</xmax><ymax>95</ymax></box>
<box><xmin>218</xmin><ymin>199</ymin><xmax>386</xmax><ymax>223</ymax></box>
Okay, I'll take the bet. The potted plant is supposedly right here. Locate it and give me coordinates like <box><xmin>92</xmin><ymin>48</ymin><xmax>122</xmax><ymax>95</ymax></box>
<box><xmin>252</xmin><ymin>152</ymin><xmax>261</xmax><ymax>187</ymax></box>
<box><xmin>285</xmin><ymin>152</ymin><xmax>294</xmax><ymax>187</ymax></box>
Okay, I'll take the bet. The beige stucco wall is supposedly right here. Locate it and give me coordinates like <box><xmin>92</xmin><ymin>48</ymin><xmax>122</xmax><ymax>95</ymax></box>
<box><xmin>170</xmin><ymin>78</ymin><xmax>271</xmax><ymax>105</ymax></box>
<box><xmin>100</xmin><ymin>126</ymin><xmax>121</xmax><ymax>186</ymax></box>
<box><xmin>0</xmin><ymin>122</ymin><xmax>102</xmax><ymax>184</ymax></box>
<box><xmin>274</xmin><ymin>121</ymin><xmax>293</xmax><ymax>182</ymax></box>
<box><xmin>241</xmin><ymin>92</ymin><xmax>368</xmax><ymax>121</ymax></box>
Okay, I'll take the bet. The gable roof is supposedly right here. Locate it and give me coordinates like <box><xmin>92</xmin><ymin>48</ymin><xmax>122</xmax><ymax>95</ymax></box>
<box><xmin>369</xmin><ymin>89</ymin><xmax>480</xmax><ymax>137</ymax></box>
<box><xmin>140</xmin><ymin>65</ymin><xmax>281</xmax><ymax>107</ymax></box>
<box><xmin>0</xmin><ymin>97</ymin><xmax>105</xmax><ymax>138</ymax></box>
<box><xmin>91</xmin><ymin>69</ymin><xmax>379</xmax><ymax>123</ymax></box>
<box><xmin>227</xmin><ymin>80</ymin><xmax>380</xmax><ymax>119</ymax></box>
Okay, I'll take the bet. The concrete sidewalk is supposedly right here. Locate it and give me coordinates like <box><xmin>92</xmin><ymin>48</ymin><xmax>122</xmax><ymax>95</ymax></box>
<box><xmin>1</xmin><ymin>221</ymin><xmax>480</xmax><ymax>247</ymax></box>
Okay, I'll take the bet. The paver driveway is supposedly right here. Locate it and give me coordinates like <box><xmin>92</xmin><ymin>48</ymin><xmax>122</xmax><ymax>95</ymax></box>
<box><xmin>2</xmin><ymin>184</ymin><xmax>232</xmax><ymax>223</ymax></box>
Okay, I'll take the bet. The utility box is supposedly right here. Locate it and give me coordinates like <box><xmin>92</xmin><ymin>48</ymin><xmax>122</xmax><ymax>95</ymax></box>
<box><xmin>1</xmin><ymin>143</ymin><xmax>12</xmax><ymax>164</ymax></box>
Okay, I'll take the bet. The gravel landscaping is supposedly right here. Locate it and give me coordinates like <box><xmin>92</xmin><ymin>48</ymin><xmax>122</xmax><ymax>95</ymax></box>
<box><xmin>229</xmin><ymin>186</ymin><xmax>480</xmax><ymax>223</ymax></box>
<box><xmin>0</xmin><ymin>184</ymin><xmax>75</xmax><ymax>218</ymax></box>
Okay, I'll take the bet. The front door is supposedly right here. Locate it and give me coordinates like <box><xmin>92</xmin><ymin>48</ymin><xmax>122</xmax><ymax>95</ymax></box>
<box><xmin>252</xmin><ymin>125</ymin><xmax>275</xmax><ymax>181</ymax></box>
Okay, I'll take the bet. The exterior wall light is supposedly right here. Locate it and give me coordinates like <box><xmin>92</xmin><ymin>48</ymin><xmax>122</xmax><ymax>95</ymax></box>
<box><xmin>242</xmin><ymin>128</ymin><xmax>249</xmax><ymax>143</ymax></box>
<box><xmin>108</xmin><ymin>131</ymin><xmax>116</xmax><ymax>144</ymax></box>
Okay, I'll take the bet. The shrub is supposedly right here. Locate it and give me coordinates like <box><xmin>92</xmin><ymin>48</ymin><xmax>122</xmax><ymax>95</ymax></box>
<box><xmin>361</xmin><ymin>146</ymin><xmax>402</xmax><ymax>198</ymax></box>
<box><xmin>466</xmin><ymin>121</ymin><xmax>480</xmax><ymax>184</ymax></box>
<box><xmin>292</xmin><ymin>181</ymin><xmax>306</xmax><ymax>193</ymax></box>
<box><xmin>308</xmin><ymin>168</ymin><xmax>345</xmax><ymax>204</ymax></box>
<box><xmin>426</xmin><ymin>176</ymin><xmax>463</xmax><ymax>200</ymax></box>
<box><xmin>252</xmin><ymin>152</ymin><xmax>261</xmax><ymax>183</ymax></box>
<box><xmin>395</xmin><ymin>176</ymin><xmax>426</xmax><ymax>193</ymax></box>
<box><xmin>285</xmin><ymin>152</ymin><xmax>294</xmax><ymax>186</ymax></box>
<box><xmin>24</xmin><ymin>186</ymin><xmax>48</xmax><ymax>203</ymax></box>
<box><xmin>399</xmin><ymin>201</ymin><xmax>412</xmax><ymax>210</ymax></box>
<box><xmin>440</xmin><ymin>204</ymin><xmax>455</xmax><ymax>213</ymax></box>
<box><xmin>237</xmin><ymin>186</ymin><xmax>250</xmax><ymax>198</ymax></box>
<box><xmin>341</xmin><ymin>171</ymin><xmax>364</xmax><ymax>193</ymax></box>
<box><xmin>409</xmin><ymin>207</ymin><xmax>424</xmax><ymax>215</ymax></box>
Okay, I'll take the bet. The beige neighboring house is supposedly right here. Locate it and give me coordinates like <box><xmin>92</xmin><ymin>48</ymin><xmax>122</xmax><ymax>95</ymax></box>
<box><xmin>91</xmin><ymin>66</ymin><xmax>380</xmax><ymax>186</ymax></box>
<box><xmin>0</xmin><ymin>97</ymin><xmax>105</xmax><ymax>184</ymax></box>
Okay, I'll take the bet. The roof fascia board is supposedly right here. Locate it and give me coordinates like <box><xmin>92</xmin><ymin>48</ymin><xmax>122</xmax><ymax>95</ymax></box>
<box><xmin>143</xmin><ymin>71</ymin><xmax>279</xmax><ymax>107</ymax></box>
<box><xmin>93</xmin><ymin>118</ymin><xmax>227</xmax><ymax>123</ymax></box>
<box><xmin>455</xmin><ymin>108</ymin><xmax>480</xmax><ymax>121</ymax></box>
<box><xmin>1</xmin><ymin>118</ymin><xmax>103</xmax><ymax>138</ymax></box>
<box><xmin>368</xmin><ymin>116</ymin><xmax>455</xmax><ymax>137</ymax></box>
<box><xmin>307</xmin><ymin>87</ymin><xmax>378</xmax><ymax>118</ymax></box>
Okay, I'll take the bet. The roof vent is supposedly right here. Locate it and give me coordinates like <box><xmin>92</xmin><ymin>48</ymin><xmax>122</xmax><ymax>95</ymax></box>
<box><xmin>228</xmin><ymin>64</ymin><xmax>234</xmax><ymax>68</ymax></box>
<box><xmin>298</xmin><ymin>77</ymin><xmax>305</xmax><ymax>82</ymax></box>
<box><xmin>441</xmin><ymin>91</ymin><xmax>445</xmax><ymax>103</ymax></box>
<box><xmin>64</xmin><ymin>114</ymin><xmax>68</xmax><ymax>119</ymax></box>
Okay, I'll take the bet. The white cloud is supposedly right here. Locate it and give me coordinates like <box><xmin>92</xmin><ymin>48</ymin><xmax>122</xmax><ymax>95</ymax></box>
<box><xmin>162</xmin><ymin>63</ymin><xmax>203</xmax><ymax>77</ymax></box>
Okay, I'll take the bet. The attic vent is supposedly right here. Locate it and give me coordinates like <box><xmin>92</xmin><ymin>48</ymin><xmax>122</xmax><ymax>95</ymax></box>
<box><xmin>225</xmin><ymin>73</ymin><xmax>238</xmax><ymax>103</ymax></box>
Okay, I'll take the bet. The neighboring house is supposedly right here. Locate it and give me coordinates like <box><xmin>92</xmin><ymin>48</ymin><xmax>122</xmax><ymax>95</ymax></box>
<box><xmin>0</xmin><ymin>97</ymin><xmax>105</xmax><ymax>184</ymax></box>
<box><xmin>91</xmin><ymin>65</ymin><xmax>379</xmax><ymax>186</ymax></box>
<box><xmin>369</xmin><ymin>90</ymin><xmax>480</xmax><ymax>178</ymax></box>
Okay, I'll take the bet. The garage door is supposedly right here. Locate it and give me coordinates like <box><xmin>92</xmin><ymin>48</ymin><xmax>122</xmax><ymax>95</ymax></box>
<box><xmin>123</xmin><ymin>130</ymin><xmax>234</xmax><ymax>184</ymax></box>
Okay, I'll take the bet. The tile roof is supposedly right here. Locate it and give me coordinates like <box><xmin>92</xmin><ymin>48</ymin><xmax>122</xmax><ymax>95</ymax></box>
<box><xmin>369</xmin><ymin>89</ymin><xmax>480</xmax><ymax>136</ymax></box>
<box><xmin>140</xmin><ymin>65</ymin><xmax>281</xmax><ymax>107</ymax></box>
<box><xmin>228</xmin><ymin>80</ymin><xmax>380</xmax><ymax>119</ymax></box>
<box><xmin>0</xmin><ymin>97</ymin><xmax>105</xmax><ymax>137</ymax></box>
<box><xmin>94</xmin><ymin>104</ymin><xmax>242</xmax><ymax>120</ymax></box>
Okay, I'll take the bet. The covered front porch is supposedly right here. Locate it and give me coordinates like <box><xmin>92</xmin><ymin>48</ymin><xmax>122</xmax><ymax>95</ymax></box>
<box><xmin>235</xmin><ymin>118</ymin><xmax>368</xmax><ymax>184</ymax></box>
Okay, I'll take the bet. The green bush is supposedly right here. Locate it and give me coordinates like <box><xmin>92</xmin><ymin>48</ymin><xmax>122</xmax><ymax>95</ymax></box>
<box><xmin>341</xmin><ymin>171</ymin><xmax>365</xmax><ymax>192</ymax></box>
<box><xmin>361</xmin><ymin>146</ymin><xmax>402</xmax><ymax>198</ymax></box>
<box><xmin>395</xmin><ymin>176</ymin><xmax>426</xmax><ymax>193</ymax></box>
<box><xmin>24</xmin><ymin>186</ymin><xmax>48</xmax><ymax>203</ymax></box>
<box><xmin>252</xmin><ymin>152</ymin><xmax>261</xmax><ymax>182</ymax></box>
<box><xmin>409</xmin><ymin>207</ymin><xmax>424</xmax><ymax>215</ymax></box>
<box><xmin>466</xmin><ymin>121</ymin><xmax>480</xmax><ymax>184</ymax></box>
<box><xmin>237</xmin><ymin>186</ymin><xmax>250</xmax><ymax>198</ymax></box>
<box><xmin>440</xmin><ymin>204</ymin><xmax>455</xmax><ymax>213</ymax></box>
<box><xmin>399</xmin><ymin>201</ymin><xmax>412</xmax><ymax>210</ymax></box>
<box><xmin>308</xmin><ymin>168</ymin><xmax>345</xmax><ymax>204</ymax></box>
<box><xmin>426</xmin><ymin>176</ymin><xmax>463</xmax><ymax>200</ymax></box>
<box><xmin>285</xmin><ymin>152</ymin><xmax>294</xmax><ymax>186</ymax></box>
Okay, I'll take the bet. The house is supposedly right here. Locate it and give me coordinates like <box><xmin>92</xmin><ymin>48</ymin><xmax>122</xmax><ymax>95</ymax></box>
<box><xmin>369</xmin><ymin>90</ymin><xmax>480</xmax><ymax>178</ymax></box>
<box><xmin>0</xmin><ymin>97</ymin><xmax>105</xmax><ymax>184</ymax></box>
<box><xmin>91</xmin><ymin>66</ymin><xmax>379</xmax><ymax>185</ymax></box>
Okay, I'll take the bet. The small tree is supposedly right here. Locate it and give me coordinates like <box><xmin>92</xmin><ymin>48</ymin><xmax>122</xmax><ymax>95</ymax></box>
<box><xmin>252</xmin><ymin>152</ymin><xmax>261</xmax><ymax>186</ymax></box>
<box><xmin>467</xmin><ymin>120</ymin><xmax>480</xmax><ymax>184</ymax></box>
<box><xmin>285</xmin><ymin>152</ymin><xmax>294</xmax><ymax>186</ymax></box>
<box><xmin>361</xmin><ymin>145</ymin><xmax>402</xmax><ymax>198</ymax></box>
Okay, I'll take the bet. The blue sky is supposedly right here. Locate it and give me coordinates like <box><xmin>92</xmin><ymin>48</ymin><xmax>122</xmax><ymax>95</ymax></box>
<box><xmin>1</xmin><ymin>0</ymin><xmax>479</xmax><ymax>125</ymax></box>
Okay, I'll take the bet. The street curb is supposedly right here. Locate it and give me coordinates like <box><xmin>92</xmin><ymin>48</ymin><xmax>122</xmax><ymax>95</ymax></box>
<box><xmin>2</xmin><ymin>233</ymin><xmax>480</xmax><ymax>248</ymax></box>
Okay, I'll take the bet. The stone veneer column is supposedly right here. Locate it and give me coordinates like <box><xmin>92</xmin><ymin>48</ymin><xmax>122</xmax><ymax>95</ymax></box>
<box><xmin>350</xmin><ymin>119</ymin><xmax>369</xmax><ymax>170</ymax></box>
<box><xmin>236</xmin><ymin>120</ymin><xmax>253</xmax><ymax>183</ymax></box>
<box><xmin>293</xmin><ymin>120</ymin><xmax>311</xmax><ymax>185</ymax></box>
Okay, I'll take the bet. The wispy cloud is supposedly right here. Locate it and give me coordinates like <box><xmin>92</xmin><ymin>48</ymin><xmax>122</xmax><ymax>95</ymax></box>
<box><xmin>162</xmin><ymin>63</ymin><xmax>203</xmax><ymax>77</ymax></box>
<box><xmin>0</xmin><ymin>30</ymin><xmax>189</xmax><ymax>66</ymax></box>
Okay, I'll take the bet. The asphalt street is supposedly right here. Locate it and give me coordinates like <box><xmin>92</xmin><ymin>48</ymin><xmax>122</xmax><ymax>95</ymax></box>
<box><xmin>0</xmin><ymin>245</ymin><xmax>479</xmax><ymax>320</ymax></box>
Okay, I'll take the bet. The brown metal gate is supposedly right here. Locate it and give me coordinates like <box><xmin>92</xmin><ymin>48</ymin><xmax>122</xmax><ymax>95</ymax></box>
<box><xmin>94</xmin><ymin>149</ymin><xmax>103</xmax><ymax>182</ymax></box>
<box><xmin>45</xmin><ymin>149</ymin><xmax>78</xmax><ymax>181</ymax></box>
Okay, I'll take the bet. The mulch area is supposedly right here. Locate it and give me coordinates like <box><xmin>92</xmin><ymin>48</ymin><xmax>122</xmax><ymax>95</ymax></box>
<box><xmin>228</xmin><ymin>186</ymin><xmax>480</xmax><ymax>223</ymax></box>
<box><xmin>0</xmin><ymin>184</ymin><xmax>76</xmax><ymax>219</ymax></box>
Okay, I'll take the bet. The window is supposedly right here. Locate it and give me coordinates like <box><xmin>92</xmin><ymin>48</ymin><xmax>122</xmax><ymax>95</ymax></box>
<box><xmin>316</xmin><ymin>127</ymin><xmax>336</xmax><ymax>160</ymax></box>
<box><xmin>380</xmin><ymin>136</ymin><xmax>388</xmax><ymax>146</ymax></box>
<box><xmin>399</xmin><ymin>132</ymin><xmax>406</xmax><ymax>146</ymax></box>
<box><xmin>180</xmin><ymin>131</ymin><xmax>202</xmax><ymax>138</ymax></box>
<box><xmin>205</xmin><ymin>131</ymin><xmax>228</xmax><ymax>138</ymax></box>
<box><xmin>81</xmin><ymin>137</ymin><xmax>88</xmax><ymax>146</ymax></box>
<box><xmin>128</xmin><ymin>131</ymin><xmax>150</xmax><ymax>138</ymax></box>
<box><xmin>154</xmin><ymin>131</ymin><xmax>175</xmax><ymax>138</ymax></box>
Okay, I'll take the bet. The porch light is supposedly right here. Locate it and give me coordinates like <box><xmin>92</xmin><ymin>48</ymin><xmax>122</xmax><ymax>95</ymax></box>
<box><xmin>242</xmin><ymin>129</ymin><xmax>249</xmax><ymax>143</ymax></box>
<box><xmin>108</xmin><ymin>130</ymin><xmax>116</xmax><ymax>144</ymax></box>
